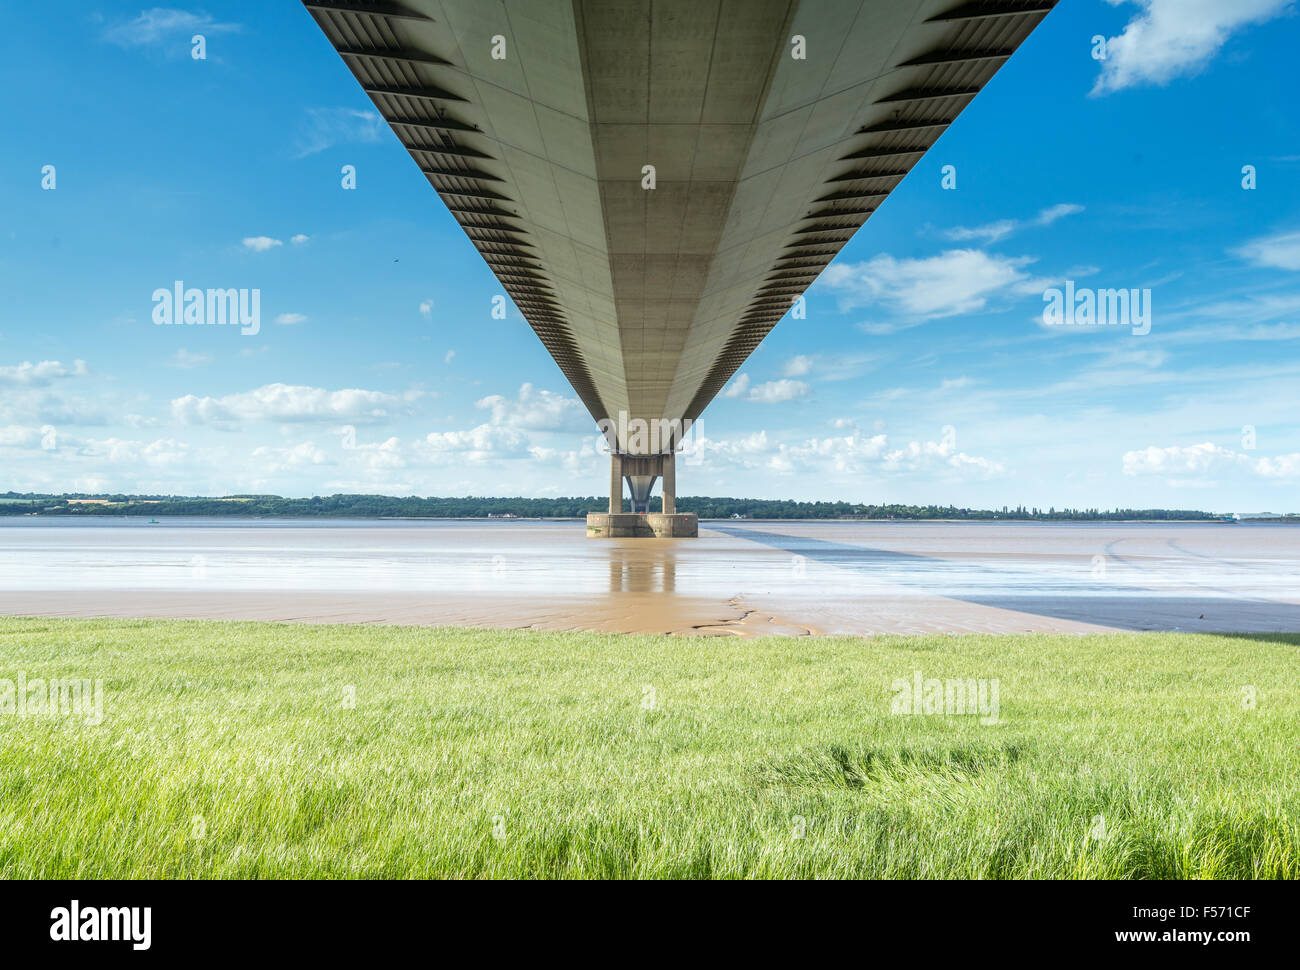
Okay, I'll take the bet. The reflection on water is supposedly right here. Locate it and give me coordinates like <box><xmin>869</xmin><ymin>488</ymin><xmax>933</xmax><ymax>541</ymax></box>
<box><xmin>2</xmin><ymin>518</ymin><xmax>1299</xmax><ymax>634</ymax></box>
<box><xmin>608</xmin><ymin>546</ymin><xmax>676</xmax><ymax>593</ymax></box>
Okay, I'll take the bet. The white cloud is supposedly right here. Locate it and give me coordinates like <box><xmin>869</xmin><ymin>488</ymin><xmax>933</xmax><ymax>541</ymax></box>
<box><xmin>419</xmin><ymin>299</ymin><xmax>434</xmax><ymax>319</ymax></box>
<box><xmin>342</xmin><ymin>435</ymin><xmax>405</xmax><ymax>470</ymax></box>
<box><xmin>747</xmin><ymin>379</ymin><xmax>810</xmax><ymax>403</ymax></box>
<box><xmin>251</xmin><ymin>441</ymin><xmax>335</xmax><ymax>472</ymax></box>
<box><xmin>0</xmin><ymin>360</ymin><xmax>88</xmax><ymax>386</ymax></box>
<box><xmin>1091</xmin><ymin>0</ymin><xmax>1292</xmax><ymax>95</ymax></box>
<box><xmin>242</xmin><ymin>236</ymin><xmax>282</xmax><ymax>252</ymax></box>
<box><xmin>1233</xmin><ymin>229</ymin><xmax>1300</xmax><ymax>271</ymax></box>
<box><xmin>444</xmin><ymin>350</ymin><xmax>456</xmax><ymax>364</ymax></box>
<box><xmin>78</xmin><ymin>437</ymin><xmax>191</xmax><ymax>469</ymax></box>
<box><xmin>400</xmin><ymin>385</ymin><xmax>594</xmax><ymax>467</ymax></box>
<box><xmin>690</xmin><ymin>427</ymin><xmax>1004</xmax><ymax>480</ymax></box>
<box><xmin>944</xmin><ymin>204</ymin><xmax>1083</xmax><ymax>244</ymax></box>
<box><xmin>474</xmin><ymin>383</ymin><xmax>588</xmax><ymax>432</ymax></box>
<box><xmin>1253</xmin><ymin>453</ymin><xmax>1300</xmax><ymax>478</ymax></box>
<box><xmin>945</xmin><ymin>219</ymin><xmax>1018</xmax><ymax>244</ymax></box>
<box><xmin>169</xmin><ymin>349</ymin><xmax>211</xmax><ymax>369</ymax></box>
<box><xmin>1123</xmin><ymin>442</ymin><xmax>1241</xmax><ymax>475</ymax></box>
<box><xmin>721</xmin><ymin>373</ymin><xmax>750</xmax><ymax>398</ymax></box>
<box><xmin>783</xmin><ymin>355</ymin><xmax>815</xmax><ymax>377</ymax></box>
<box><xmin>880</xmin><ymin>429</ymin><xmax>1006</xmax><ymax>478</ymax></box>
<box><xmin>421</xmin><ymin>424</ymin><xmax>531</xmax><ymax>462</ymax></box>
<box><xmin>823</xmin><ymin>249</ymin><xmax>1036</xmax><ymax>321</ymax></box>
<box><xmin>1155</xmin><ymin>290</ymin><xmax>1300</xmax><ymax>335</ymax></box>
<box><xmin>1123</xmin><ymin>442</ymin><xmax>1300</xmax><ymax>479</ymax></box>
<box><xmin>1035</xmin><ymin>203</ymin><xmax>1087</xmax><ymax>226</ymax></box>
<box><xmin>290</xmin><ymin>234</ymin><xmax>310</xmax><ymax>246</ymax></box>
<box><xmin>274</xmin><ymin>313</ymin><xmax>308</xmax><ymax>326</ymax></box>
<box><xmin>172</xmin><ymin>383</ymin><xmax>412</xmax><ymax>427</ymax></box>
<box><xmin>293</xmin><ymin>107</ymin><xmax>385</xmax><ymax>158</ymax></box>
<box><xmin>103</xmin><ymin>8</ymin><xmax>240</xmax><ymax>48</ymax></box>
<box><xmin>0</xmin><ymin>425</ymin><xmax>40</xmax><ymax>448</ymax></box>
<box><xmin>769</xmin><ymin>433</ymin><xmax>890</xmax><ymax>474</ymax></box>
<box><xmin>0</xmin><ymin>389</ymin><xmax>110</xmax><ymax>427</ymax></box>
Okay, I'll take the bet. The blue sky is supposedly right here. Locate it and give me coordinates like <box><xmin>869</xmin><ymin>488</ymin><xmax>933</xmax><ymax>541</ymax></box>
<box><xmin>1</xmin><ymin>0</ymin><xmax>1298</xmax><ymax>511</ymax></box>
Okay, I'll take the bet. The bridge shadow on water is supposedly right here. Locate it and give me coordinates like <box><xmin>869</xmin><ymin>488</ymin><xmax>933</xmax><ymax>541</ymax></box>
<box><xmin>709</xmin><ymin>525</ymin><xmax>1300</xmax><ymax>641</ymax></box>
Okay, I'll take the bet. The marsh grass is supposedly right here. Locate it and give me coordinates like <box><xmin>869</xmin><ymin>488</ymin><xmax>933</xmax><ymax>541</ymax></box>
<box><xmin>0</xmin><ymin>618</ymin><xmax>1296</xmax><ymax>878</ymax></box>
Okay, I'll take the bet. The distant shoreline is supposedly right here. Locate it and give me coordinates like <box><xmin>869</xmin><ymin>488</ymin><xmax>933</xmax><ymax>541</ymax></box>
<box><xmin>5</xmin><ymin>513</ymin><xmax>1299</xmax><ymax>525</ymax></box>
<box><xmin>1</xmin><ymin>492</ymin><xmax>1290</xmax><ymax>522</ymax></box>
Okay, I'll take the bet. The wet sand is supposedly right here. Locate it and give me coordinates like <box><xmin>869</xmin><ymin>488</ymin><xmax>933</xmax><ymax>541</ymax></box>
<box><xmin>1</xmin><ymin>518</ymin><xmax>1297</xmax><ymax>636</ymax></box>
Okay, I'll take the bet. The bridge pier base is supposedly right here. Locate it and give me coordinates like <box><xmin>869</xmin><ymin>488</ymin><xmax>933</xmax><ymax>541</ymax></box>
<box><xmin>589</xmin><ymin>452</ymin><xmax>697</xmax><ymax>537</ymax></box>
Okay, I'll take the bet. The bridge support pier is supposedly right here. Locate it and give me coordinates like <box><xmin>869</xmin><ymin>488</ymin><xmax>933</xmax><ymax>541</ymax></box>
<box><xmin>588</xmin><ymin>452</ymin><xmax>697</xmax><ymax>538</ymax></box>
<box><xmin>608</xmin><ymin>452</ymin><xmax>623</xmax><ymax>513</ymax></box>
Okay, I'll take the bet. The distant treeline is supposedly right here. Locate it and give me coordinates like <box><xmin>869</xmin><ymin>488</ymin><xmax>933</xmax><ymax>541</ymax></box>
<box><xmin>0</xmin><ymin>492</ymin><xmax>1236</xmax><ymax>521</ymax></box>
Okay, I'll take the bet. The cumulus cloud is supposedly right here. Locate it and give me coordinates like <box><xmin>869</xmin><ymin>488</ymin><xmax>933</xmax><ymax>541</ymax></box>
<box><xmin>77</xmin><ymin>437</ymin><xmax>191</xmax><ymax>469</ymax></box>
<box><xmin>1091</xmin><ymin>0</ymin><xmax>1292</xmax><ymax>96</ymax></box>
<box><xmin>767</xmin><ymin>432</ymin><xmax>890</xmax><ymax>475</ymax></box>
<box><xmin>717</xmin><ymin>374</ymin><xmax>812</xmax><ymax>404</ymax></box>
<box><xmin>402</xmin><ymin>384</ymin><xmax>591</xmax><ymax>466</ymax></box>
<box><xmin>290</xmin><ymin>234</ymin><xmax>310</xmax><ymax>246</ymax></box>
<box><xmin>274</xmin><ymin>313</ymin><xmax>308</xmax><ymax>325</ymax></box>
<box><xmin>822</xmin><ymin>249</ymin><xmax>1037</xmax><ymax>322</ymax></box>
<box><xmin>0</xmin><ymin>389</ymin><xmax>110</xmax><ymax>427</ymax></box>
<box><xmin>783</xmin><ymin>355</ymin><xmax>814</xmax><ymax>377</ymax></box>
<box><xmin>419</xmin><ymin>300</ymin><xmax>435</xmax><ymax>319</ymax></box>
<box><xmin>747</xmin><ymin>379</ymin><xmax>810</xmax><ymax>403</ymax></box>
<box><xmin>879</xmin><ymin>427</ymin><xmax>1006</xmax><ymax>478</ymax></box>
<box><xmin>172</xmin><ymin>383</ymin><xmax>413</xmax><ymax>427</ymax></box>
<box><xmin>0</xmin><ymin>360</ymin><xmax>88</xmax><ymax>386</ymax></box>
<box><xmin>387</xmin><ymin>383</ymin><xmax>598</xmax><ymax>469</ymax></box>
<box><xmin>344</xmin><ymin>435</ymin><xmax>405</xmax><ymax>472</ymax></box>
<box><xmin>242</xmin><ymin>236</ymin><xmax>282</xmax><ymax>252</ymax></box>
<box><xmin>1123</xmin><ymin>442</ymin><xmax>1300</xmax><ymax>479</ymax></box>
<box><xmin>251</xmin><ymin>441</ymin><xmax>335</xmax><ymax>473</ymax></box>
<box><xmin>1233</xmin><ymin>229</ymin><xmax>1300</xmax><ymax>271</ymax></box>
<box><xmin>421</xmin><ymin>424</ymin><xmax>531</xmax><ymax>463</ymax></box>
<box><xmin>0</xmin><ymin>425</ymin><xmax>41</xmax><ymax>448</ymax></box>
<box><xmin>721</xmin><ymin>373</ymin><xmax>750</xmax><ymax>398</ymax></box>
<box><xmin>688</xmin><ymin>426</ymin><xmax>1004</xmax><ymax>480</ymax></box>
<box><xmin>474</xmin><ymin>383</ymin><xmax>588</xmax><ymax>432</ymax></box>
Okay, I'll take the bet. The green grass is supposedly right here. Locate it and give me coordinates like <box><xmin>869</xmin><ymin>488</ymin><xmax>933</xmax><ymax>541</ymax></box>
<box><xmin>1</xmin><ymin>617</ymin><xmax>1297</xmax><ymax>878</ymax></box>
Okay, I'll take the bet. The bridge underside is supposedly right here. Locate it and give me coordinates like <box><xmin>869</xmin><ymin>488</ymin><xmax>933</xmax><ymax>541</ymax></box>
<box><xmin>304</xmin><ymin>0</ymin><xmax>1053</xmax><ymax>527</ymax></box>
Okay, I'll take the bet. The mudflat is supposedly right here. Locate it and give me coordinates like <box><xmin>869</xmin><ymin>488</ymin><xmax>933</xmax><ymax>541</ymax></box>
<box><xmin>2</xmin><ymin>518</ymin><xmax>1296</xmax><ymax>636</ymax></box>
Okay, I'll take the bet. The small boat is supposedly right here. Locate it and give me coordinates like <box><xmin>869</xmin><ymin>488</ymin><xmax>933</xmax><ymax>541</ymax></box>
<box><xmin>149</xmin><ymin>518</ymin><xmax>160</xmax><ymax>524</ymax></box>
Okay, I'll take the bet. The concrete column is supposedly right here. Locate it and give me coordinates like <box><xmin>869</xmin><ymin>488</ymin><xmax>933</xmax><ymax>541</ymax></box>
<box><xmin>608</xmin><ymin>453</ymin><xmax>623</xmax><ymax>514</ymax></box>
<box><xmin>661</xmin><ymin>451</ymin><xmax>675</xmax><ymax>515</ymax></box>
<box><xmin>626</xmin><ymin>474</ymin><xmax>657</xmax><ymax>514</ymax></box>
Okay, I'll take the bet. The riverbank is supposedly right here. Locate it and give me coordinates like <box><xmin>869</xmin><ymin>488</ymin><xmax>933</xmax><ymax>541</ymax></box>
<box><xmin>1</xmin><ymin>618</ymin><xmax>1295</xmax><ymax>878</ymax></box>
